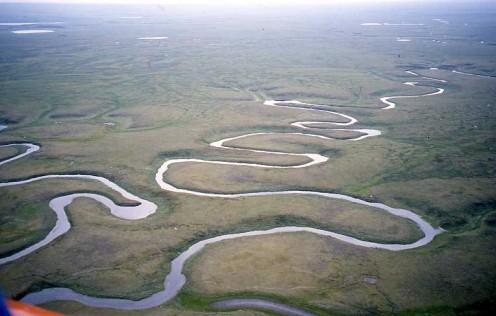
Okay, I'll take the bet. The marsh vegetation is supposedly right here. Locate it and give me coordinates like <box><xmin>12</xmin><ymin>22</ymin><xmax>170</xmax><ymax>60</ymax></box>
<box><xmin>0</xmin><ymin>2</ymin><xmax>495</xmax><ymax>315</ymax></box>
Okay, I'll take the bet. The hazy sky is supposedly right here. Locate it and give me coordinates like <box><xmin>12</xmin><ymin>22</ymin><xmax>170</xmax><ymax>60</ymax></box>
<box><xmin>0</xmin><ymin>0</ymin><xmax>477</xmax><ymax>4</ymax></box>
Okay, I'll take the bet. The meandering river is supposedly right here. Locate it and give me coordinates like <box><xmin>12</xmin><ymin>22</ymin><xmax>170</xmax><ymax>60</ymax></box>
<box><xmin>0</xmin><ymin>69</ymin><xmax>457</xmax><ymax>313</ymax></box>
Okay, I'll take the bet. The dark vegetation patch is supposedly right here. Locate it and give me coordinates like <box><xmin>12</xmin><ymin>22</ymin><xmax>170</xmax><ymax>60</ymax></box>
<box><xmin>392</xmin><ymin>196</ymin><xmax>496</xmax><ymax>231</ymax></box>
<box><xmin>398</xmin><ymin>297</ymin><xmax>496</xmax><ymax>316</ymax></box>
<box><xmin>49</xmin><ymin>113</ymin><xmax>87</xmax><ymax>119</ymax></box>
<box><xmin>484</xmin><ymin>212</ymin><xmax>496</xmax><ymax>227</ymax></box>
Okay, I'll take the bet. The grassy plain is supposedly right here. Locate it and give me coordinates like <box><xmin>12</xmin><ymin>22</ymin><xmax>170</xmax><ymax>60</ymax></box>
<box><xmin>0</xmin><ymin>2</ymin><xmax>495</xmax><ymax>316</ymax></box>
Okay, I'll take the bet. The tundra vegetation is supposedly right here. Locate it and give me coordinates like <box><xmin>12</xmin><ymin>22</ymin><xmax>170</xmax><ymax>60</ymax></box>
<box><xmin>0</xmin><ymin>2</ymin><xmax>495</xmax><ymax>315</ymax></box>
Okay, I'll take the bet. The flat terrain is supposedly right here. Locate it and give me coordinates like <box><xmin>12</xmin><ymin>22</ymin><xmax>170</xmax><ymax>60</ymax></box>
<box><xmin>0</xmin><ymin>2</ymin><xmax>495</xmax><ymax>315</ymax></box>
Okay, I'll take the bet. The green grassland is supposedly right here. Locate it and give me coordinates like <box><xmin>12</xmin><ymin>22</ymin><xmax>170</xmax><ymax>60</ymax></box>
<box><xmin>0</xmin><ymin>2</ymin><xmax>495</xmax><ymax>315</ymax></box>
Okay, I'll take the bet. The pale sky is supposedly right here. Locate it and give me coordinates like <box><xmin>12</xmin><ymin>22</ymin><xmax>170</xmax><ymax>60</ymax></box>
<box><xmin>0</xmin><ymin>0</ymin><xmax>475</xmax><ymax>4</ymax></box>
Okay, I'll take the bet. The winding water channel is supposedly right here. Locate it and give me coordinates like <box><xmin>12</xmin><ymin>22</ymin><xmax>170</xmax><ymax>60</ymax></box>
<box><xmin>0</xmin><ymin>69</ymin><xmax>454</xmax><ymax>313</ymax></box>
<box><xmin>211</xmin><ymin>299</ymin><xmax>317</xmax><ymax>316</ymax></box>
